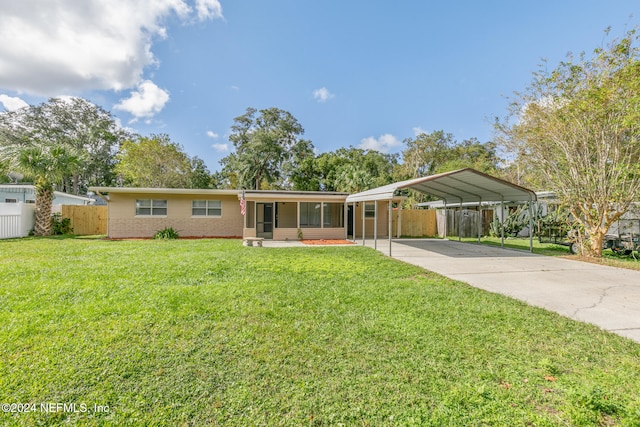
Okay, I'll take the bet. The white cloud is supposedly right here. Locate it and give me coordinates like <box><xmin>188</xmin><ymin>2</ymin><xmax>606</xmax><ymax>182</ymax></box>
<box><xmin>114</xmin><ymin>80</ymin><xmax>170</xmax><ymax>120</ymax></box>
<box><xmin>212</xmin><ymin>143</ymin><xmax>229</xmax><ymax>152</ymax></box>
<box><xmin>359</xmin><ymin>133</ymin><xmax>402</xmax><ymax>153</ymax></box>
<box><xmin>206</xmin><ymin>130</ymin><xmax>219</xmax><ymax>139</ymax></box>
<box><xmin>313</xmin><ymin>87</ymin><xmax>335</xmax><ymax>103</ymax></box>
<box><xmin>413</xmin><ymin>126</ymin><xmax>428</xmax><ymax>136</ymax></box>
<box><xmin>195</xmin><ymin>0</ymin><xmax>223</xmax><ymax>20</ymax></box>
<box><xmin>0</xmin><ymin>94</ymin><xmax>29</xmax><ymax>111</ymax></box>
<box><xmin>0</xmin><ymin>0</ymin><xmax>223</xmax><ymax>96</ymax></box>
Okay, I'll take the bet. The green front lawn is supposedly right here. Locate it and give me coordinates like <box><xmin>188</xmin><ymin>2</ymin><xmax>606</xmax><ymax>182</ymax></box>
<box><xmin>1</xmin><ymin>237</ymin><xmax>639</xmax><ymax>426</ymax></box>
<box><xmin>461</xmin><ymin>236</ymin><xmax>640</xmax><ymax>271</ymax></box>
<box><xmin>459</xmin><ymin>236</ymin><xmax>572</xmax><ymax>256</ymax></box>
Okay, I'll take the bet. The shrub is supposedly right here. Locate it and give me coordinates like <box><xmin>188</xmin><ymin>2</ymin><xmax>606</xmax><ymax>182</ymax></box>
<box><xmin>153</xmin><ymin>227</ymin><xmax>179</xmax><ymax>240</ymax></box>
<box><xmin>51</xmin><ymin>213</ymin><xmax>74</xmax><ymax>235</ymax></box>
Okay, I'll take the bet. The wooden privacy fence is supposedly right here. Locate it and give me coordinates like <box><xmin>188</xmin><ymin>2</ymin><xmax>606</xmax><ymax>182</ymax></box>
<box><xmin>61</xmin><ymin>205</ymin><xmax>107</xmax><ymax>235</ymax></box>
<box><xmin>436</xmin><ymin>209</ymin><xmax>494</xmax><ymax>238</ymax></box>
<box><xmin>392</xmin><ymin>209</ymin><xmax>438</xmax><ymax>237</ymax></box>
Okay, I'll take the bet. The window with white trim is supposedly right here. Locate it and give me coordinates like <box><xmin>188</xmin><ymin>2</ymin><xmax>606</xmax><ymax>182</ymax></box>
<box><xmin>364</xmin><ymin>203</ymin><xmax>376</xmax><ymax>218</ymax></box>
<box><xmin>136</xmin><ymin>199</ymin><xmax>167</xmax><ymax>216</ymax></box>
<box><xmin>192</xmin><ymin>200</ymin><xmax>222</xmax><ymax>217</ymax></box>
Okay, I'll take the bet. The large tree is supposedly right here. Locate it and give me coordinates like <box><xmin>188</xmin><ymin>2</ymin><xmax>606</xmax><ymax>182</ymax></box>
<box><xmin>498</xmin><ymin>29</ymin><xmax>640</xmax><ymax>256</ymax></box>
<box><xmin>0</xmin><ymin>97</ymin><xmax>127</xmax><ymax>194</ymax></box>
<box><xmin>399</xmin><ymin>130</ymin><xmax>454</xmax><ymax>179</ymax></box>
<box><xmin>115</xmin><ymin>134</ymin><xmax>207</xmax><ymax>188</ymax></box>
<box><xmin>220</xmin><ymin>107</ymin><xmax>313</xmax><ymax>190</ymax></box>
<box><xmin>290</xmin><ymin>147</ymin><xmax>398</xmax><ymax>192</ymax></box>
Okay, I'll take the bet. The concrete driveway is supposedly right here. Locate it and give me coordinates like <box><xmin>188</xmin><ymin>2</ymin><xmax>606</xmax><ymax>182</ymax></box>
<box><xmin>362</xmin><ymin>238</ymin><xmax>640</xmax><ymax>343</ymax></box>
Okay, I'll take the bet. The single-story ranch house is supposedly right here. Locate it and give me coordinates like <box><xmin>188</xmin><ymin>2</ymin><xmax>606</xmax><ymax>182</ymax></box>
<box><xmin>89</xmin><ymin>187</ymin><xmax>392</xmax><ymax>240</ymax></box>
<box><xmin>90</xmin><ymin>169</ymin><xmax>536</xmax><ymax>243</ymax></box>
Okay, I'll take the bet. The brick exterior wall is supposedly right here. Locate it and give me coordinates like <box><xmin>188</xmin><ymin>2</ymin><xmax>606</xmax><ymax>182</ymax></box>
<box><xmin>107</xmin><ymin>193</ymin><xmax>243</xmax><ymax>238</ymax></box>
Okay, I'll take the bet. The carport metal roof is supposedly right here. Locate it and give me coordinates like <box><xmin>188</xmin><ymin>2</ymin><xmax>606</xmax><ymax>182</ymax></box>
<box><xmin>346</xmin><ymin>168</ymin><xmax>537</xmax><ymax>253</ymax></box>
<box><xmin>346</xmin><ymin>168</ymin><xmax>536</xmax><ymax>204</ymax></box>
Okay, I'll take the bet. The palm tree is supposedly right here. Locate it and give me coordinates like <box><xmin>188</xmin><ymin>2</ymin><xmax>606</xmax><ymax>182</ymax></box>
<box><xmin>335</xmin><ymin>166</ymin><xmax>374</xmax><ymax>193</ymax></box>
<box><xmin>17</xmin><ymin>146</ymin><xmax>80</xmax><ymax>236</ymax></box>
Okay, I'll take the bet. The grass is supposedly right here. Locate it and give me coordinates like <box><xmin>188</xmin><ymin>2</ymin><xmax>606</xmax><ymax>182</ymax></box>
<box><xmin>1</xmin><ymin>237</ymin><xmax>640</xmax><ymax>426</ymax></box>
<box><xmin>459</xmin><ymin>236</ymin><xmax>572</xmax><ymax>256</ymax></box>
<box><xmin>461</xmin><ymin>236</ymin><xmax>640</xmax><ymax>271</ymax></box>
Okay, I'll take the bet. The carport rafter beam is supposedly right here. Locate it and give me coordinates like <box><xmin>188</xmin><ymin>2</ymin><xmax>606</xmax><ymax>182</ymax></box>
<box><xmin>411</xmin><ymin>182</ymin><xmax>480</xmax><ymax>201</ymax></box>
<box><xmin>446</xmin><ymin>176</ymin><xmax>503</xmax><ymax>201</ymax></box>
<box><xmin>413</xmin><ymin>186</ymin><xmax>465</xmax><ymax>205</ymax></box>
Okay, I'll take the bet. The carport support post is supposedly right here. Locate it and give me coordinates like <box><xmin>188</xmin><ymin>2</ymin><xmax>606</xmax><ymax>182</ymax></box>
<box><xmin>352</xmin><ymin>202</ymin><xmax>356</xmax><ymax>242</ymax></box>
<box><xmin>458</xmin><ymin>206</ymin><xmax>462</xmax><ymax>242</ymax></box>
<box><xmin>374</xmin><ymin>200</ymin><xmax>378</xmax><ymax>250</ymax></box>
<box><xmin>362</xmin><ymin>201</ymin><xmax>366</xmax><ymax>246</ymax></box>
<box><xmin>397</xmin><ymin>202</ymin><xmax>402</xmax><ymax>238</ymax></box>
<box><xmin>478</xmin><ymin>199</ymin><xmax>482</xmax><ymax>244</ymax></box>
<box><xmin>500</xmin><ymin>199</ymin><xmax>505</xmax><ymax>248</ymax></box>
<box><xmin>388</xmin><ymin>201</ymin><xmax>392</xmax><ymax>256</ymax></box>
<box><xmin>529</xmin><ymin>201</ymin><xmax>534</xmax><ymax>253</ymax></box>
<box><xmin>443</xmin><ymin>202</ymin><xmax>447</xmax><ymax>239</ymax></box>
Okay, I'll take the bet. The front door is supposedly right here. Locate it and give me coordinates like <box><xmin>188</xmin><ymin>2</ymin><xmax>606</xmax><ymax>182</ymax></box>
<box><xmin>257</xmin><ymin>203</ymin><xmax>273</xmax><ymax>239</ymax></box>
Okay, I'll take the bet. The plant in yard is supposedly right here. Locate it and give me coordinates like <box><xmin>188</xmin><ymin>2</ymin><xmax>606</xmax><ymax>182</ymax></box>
<box><xmin>15</xmin><ymin>146</ymin><xmax>80</xmax><ymax>236</ymax></box>
<box><xmin>297</xmin><ymin>228</ymin><xmax>303</xmax><ymax>240</ymax></box>
<box><xmin>153</xmin><ymin>227</ymin><xmax>179</xmax><ymax>239</ymax></box>
<box><xmin>51</xmin><ymin>212</ymin><xmax>73</xmax><ymax>235</ymax></box>
<box><xmin>490</xmin><ymin>204</ymin><xmax>536</xmax><ymax>237</ymax></box>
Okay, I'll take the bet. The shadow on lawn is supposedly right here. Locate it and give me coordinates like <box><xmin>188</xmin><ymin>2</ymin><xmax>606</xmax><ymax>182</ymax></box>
<box><xmin>393</xmin><ymin>238</ymin><xmax>539</xmax><ymax>258</ymax></box>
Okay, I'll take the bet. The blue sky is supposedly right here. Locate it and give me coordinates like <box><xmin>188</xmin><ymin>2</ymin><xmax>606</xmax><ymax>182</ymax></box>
<box><xmin>0</xmin><ymin>1</ymin><xmax>638</xmax><ymax>172</ymax></box>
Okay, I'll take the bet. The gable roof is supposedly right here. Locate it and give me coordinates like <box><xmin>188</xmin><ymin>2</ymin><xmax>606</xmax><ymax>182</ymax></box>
<box><xmin>346</xmin><ymin>168</ymin><xmax>537</xmax><ymax>204</ymax></box>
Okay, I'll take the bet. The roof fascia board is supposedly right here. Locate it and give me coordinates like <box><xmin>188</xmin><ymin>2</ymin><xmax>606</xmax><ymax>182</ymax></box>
<box><xmin>88</xmin><ymin>187</ymin><xmax>240</xmax><ymax>196</ymax></box>
<box><xmin>243</xmin><ymin>193</ymin><xmax>348</xmax><ymax>202</ymax></box>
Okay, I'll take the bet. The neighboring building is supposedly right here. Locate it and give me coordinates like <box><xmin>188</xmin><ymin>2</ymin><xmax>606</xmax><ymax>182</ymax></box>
<box><xmin>89</xmin><ymin>187</ymin><xmax>356</xmax><ymax>240</ymax></box>
<box><xmin>0</xmin><ymin>185</ymin><xmax>95</xmax><ymax>205</ymax></box>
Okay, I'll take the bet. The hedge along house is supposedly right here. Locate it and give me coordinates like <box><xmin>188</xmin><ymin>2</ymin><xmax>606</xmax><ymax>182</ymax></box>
<box><xmin>89</xmin><ymin>187</ymin><xmax>351</xmax><ymax>240</ymax></box>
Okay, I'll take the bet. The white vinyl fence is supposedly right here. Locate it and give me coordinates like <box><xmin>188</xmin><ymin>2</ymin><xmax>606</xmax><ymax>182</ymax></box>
<box><xmin>0</xmin><ymin>203</ymin><xmax>35</xmax><ymax>239</ymax></box>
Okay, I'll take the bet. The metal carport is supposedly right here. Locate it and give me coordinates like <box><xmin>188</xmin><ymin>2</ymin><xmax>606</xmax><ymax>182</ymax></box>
<box><xmin>345</xmin><ymin>168</ymin><xmax>538</xmax><ymax>255</ymax></box>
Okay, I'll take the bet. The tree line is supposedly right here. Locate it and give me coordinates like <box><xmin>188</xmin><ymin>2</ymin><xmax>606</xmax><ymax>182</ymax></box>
<box><xmin>0</xmin><ymin>100</ymin><xmax>499</xmax><ymax>194</ymax></box>
<box><xmin>2</xmin><ymin>27</ymin><xmax>639</xmax><ymax>257</ymax></box>
<box><xmin>0</xmin><ymin>100</ymin><xmax>500</xmax><ymax>236</ymax></box>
